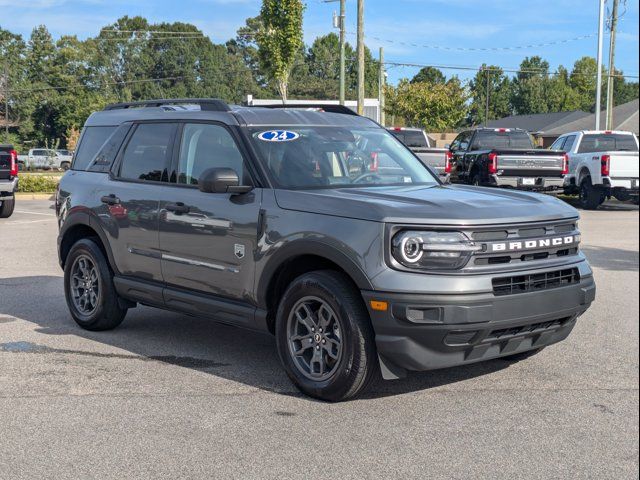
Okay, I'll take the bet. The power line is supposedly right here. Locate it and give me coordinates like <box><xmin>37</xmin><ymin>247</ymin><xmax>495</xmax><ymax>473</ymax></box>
<box><xmin>346</xmin><ymin>32</ymin><xmax>598</xmax><ymax>52</ymax></box>
<box><xmin>7</xmin><ymin>76</ymin><xmax>185</xmax><ymax>94</ymax></box>
<box><xmin>384</xmin><ymin>61</ymin><xmax>640</xmax><ymax>79</ymax></box>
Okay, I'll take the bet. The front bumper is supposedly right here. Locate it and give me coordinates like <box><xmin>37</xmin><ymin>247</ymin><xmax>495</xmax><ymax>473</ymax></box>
<box><xmin>362</xmin><ymin>275</ymin><xmax>595</xmax><ymax>379</ymax></box>
<box><xmin>0</xmin><ymin>178</ymin><xmax>18</xmax><ymax>197</ymax></box>
<box><xmin>491</xmin><ymin>175</ymin><xmax>564</xmax><ymax>190</ymax></box>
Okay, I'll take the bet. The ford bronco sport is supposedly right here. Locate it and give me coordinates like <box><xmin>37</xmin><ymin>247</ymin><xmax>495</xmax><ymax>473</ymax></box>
<box><xmin>56</xmin><ymin>99</ymin><xmax>596</xmax><ymax>401</ymax></box>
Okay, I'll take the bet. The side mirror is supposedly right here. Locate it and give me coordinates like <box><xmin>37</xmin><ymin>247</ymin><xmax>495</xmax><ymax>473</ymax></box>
<box><xmin>198</xmin><ymin>168</ymin><xmax>253</xmax><ymax>194</ymax></box>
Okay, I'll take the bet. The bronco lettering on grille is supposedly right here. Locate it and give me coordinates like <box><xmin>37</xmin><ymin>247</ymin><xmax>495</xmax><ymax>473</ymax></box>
<box><xmin>489</xmin><ymin>235</ymin><xmax>579</xmax><ymax>253</ymax></box>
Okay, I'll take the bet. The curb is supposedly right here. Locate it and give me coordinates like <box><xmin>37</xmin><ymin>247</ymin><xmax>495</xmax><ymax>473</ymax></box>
<box><xmin>15</xmin><ymin>193</ymin><xmax>56</xmax><ymax>200</ymax></box>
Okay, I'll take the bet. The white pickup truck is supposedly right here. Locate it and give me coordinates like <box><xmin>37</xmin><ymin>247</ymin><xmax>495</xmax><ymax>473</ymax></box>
<box><xmin>552</xmin><ymin>130</ymin><xmax>639</xmax><ymax>209</ymax></box>
<box><xmin>17</xmin><ymin>148</ymin><xmax>73</xmax><ymax>170</ymax></box>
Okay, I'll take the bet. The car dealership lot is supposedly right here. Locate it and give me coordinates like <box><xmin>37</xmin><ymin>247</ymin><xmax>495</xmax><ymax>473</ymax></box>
<box><xmin>1</xmin><ymin>199</ymin><xmax>638</xmax><ymax>479</ymax></box>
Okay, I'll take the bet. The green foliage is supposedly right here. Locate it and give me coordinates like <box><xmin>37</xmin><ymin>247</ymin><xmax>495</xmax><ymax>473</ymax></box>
<box><xmin>385</xmin><ymin>79</ymin><xmax>468</xmax><ymax>131</ymax></box>
<box><xmin>468</xmin><ymin>65</ymin><xmax>512</xmax><ymax>125</ymax></box>
<box><xmin>16</xmin><ymin>173</ymin><xmax>60</xmax><ymax>193</ymax></box>
<box><xmin>411</xmin><ymin>67</ymin><xmax>446</xmax><ymax>85</ymax></box>
<box><xmin>256</xmin><ymin>0</ymin><xmax>305</xmax><ymax>102</ymax></box>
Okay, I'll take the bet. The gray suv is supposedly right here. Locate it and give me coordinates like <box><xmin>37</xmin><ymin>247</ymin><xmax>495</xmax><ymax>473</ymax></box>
<box><xmin>56</xmin><ymin>99</ymin><xmax>596</xmax><ymax>401</ymax></box>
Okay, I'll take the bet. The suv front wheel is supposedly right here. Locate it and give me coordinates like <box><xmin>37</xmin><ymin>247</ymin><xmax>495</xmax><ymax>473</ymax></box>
<box><xmin>64</xmin><ymin>238</ymin><xmax>128</xmax><ymax>331</ymax></box>
<box><xmin>275</xmin><ymin>270</ymin><xmax>378</xmax><ymax>402</ymax></box>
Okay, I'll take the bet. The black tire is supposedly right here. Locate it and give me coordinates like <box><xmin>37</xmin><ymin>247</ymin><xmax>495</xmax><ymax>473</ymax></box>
<box><xmin>0</xmin><ymin>198</ymin><xmax>15</xmax><ymax>218</ymax></box>
<box><xmin>275</xmin><ymin>270</ymin><xmax>378</xmax><ymax>402</ymax></box>
<box><xmin>64</xmin><ymin>238</ymin><xmax>127</xmax><ymax>331</ymax></box>
<box><xmin>470</xmin><ymin>171</ymin><xmax>481</xmax><ymax>186</ymax></box>
<box><xmin>502</xmin><ymin>347</ymin><xmax>545</xmax><ymax>362</ymax></box>
<box><xmin>579</xmin><ymin>177</ymin><xmax>604</xmax><ymax>210</ymax></box>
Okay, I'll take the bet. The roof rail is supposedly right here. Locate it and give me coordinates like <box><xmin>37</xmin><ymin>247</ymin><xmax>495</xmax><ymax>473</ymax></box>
<box><xmin>103</xmin><ymin>98</ymin><xmax>231</xmax><ymax>112</ymax></box>
<box><xmin>253</xmin><ymin>104</ymin><xmax>359</xmax><ymax>116</ymax></box>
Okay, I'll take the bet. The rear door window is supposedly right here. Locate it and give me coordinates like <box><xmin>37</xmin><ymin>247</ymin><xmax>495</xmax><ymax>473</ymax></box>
<box><xmin>72</xmin><ymin>126</ymin><xmax>117</xmax><ymax>170</ymax></box>
<box><xmin>118</xmin><ymin>123</ymin><xmax>176</xmax><ymax>182</ymax></box>
<box><xmin>577</xmin><ymin>134</ymin><xmax>639</xmax><ymax>153</ymax></box>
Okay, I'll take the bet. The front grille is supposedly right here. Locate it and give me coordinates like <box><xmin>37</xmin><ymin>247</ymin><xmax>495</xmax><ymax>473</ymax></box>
<box><xmin>492</xmin><ymin>268</ymin><xmax>579</xmax><ymax>296</ymax></box>
<box><xmin>486</xmin><ymin>317</ymin><xmax>572</xmax><ymax>341</ymax></box>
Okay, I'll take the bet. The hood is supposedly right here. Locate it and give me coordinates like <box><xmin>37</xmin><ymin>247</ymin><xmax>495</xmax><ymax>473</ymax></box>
<box><xmin>274</xmin><ymin>184</ymin><xmax>579</xmax><ymax>226</ymax></box>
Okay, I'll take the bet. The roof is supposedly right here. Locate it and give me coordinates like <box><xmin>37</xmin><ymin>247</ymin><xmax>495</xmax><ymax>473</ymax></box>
<box><xmin>485</xmin><ymin>110</ymin><xmax>590</xmax><ymax>134</ymax></box>
<box><xmin>86</xmin><ymin>102</ymin><xmax>377</xmax><ymax>129</ymax></box>
<box><xmin>543</xmin><ymin>99</ymin><xmax>639</xmax><ymax>136</ymax></box>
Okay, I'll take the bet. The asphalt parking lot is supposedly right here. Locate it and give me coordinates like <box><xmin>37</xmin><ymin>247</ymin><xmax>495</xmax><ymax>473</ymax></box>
<box><xmin>1</xmin><ymin>198</ymin><xmax>638</xmax><ymax>479</ymax></box>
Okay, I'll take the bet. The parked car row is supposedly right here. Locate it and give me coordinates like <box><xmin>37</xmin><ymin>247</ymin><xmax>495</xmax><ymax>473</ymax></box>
<box><xmin>392</xmin><ymin>126</ymin><xmax>639</xmax><ymax>210</ymax></box>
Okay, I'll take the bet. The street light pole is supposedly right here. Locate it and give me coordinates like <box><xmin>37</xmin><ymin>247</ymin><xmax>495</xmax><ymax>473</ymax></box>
<box><xmin>605</xmin><ymin>0</ymin><xmax>619</xmax><ymax>130</ymax></box>
<box><xmin>357</xmin><ymin>0</ymin><xmax>365</xmax><ymax>115</ymax></box>
<box><xmin>379</xmin><ymin>47</ymin><xmax>385</xmax><ymax>126</ymax></box>
<box><xmin>325</xmin><ymin>0</ymin><xmax>346</xmax><ymax>105</ymax></box>
<box><xmin>595</xmin><ymin>0</ymin><xmax>605</xmax><ymax>130</ymax></box>
<box><xmin>339</xmin><ymin>0</ymin><xmax>346</xmax><ymax>105</ymax></box>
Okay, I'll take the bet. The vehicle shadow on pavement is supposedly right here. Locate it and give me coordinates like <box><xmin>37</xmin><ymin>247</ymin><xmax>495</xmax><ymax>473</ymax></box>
<box><xmin>558</xmin><ymin>196</ymin><xmax>639</xmax><ymax>212</ymax></box>
<box><xmin>2</xmin><ymin>275</ymin><xmax>514</xmax><ymax>401</ymax></box>
<box><xmin>581</xmin><ymin>246</ymin><xmax>640</xmax><ymax>272</ymax></box>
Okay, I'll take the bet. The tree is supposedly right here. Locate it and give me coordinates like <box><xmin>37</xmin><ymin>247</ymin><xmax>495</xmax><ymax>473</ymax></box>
<box><xmin>385</xmin><ymin>79</ymin><xmax>468</xmax><ymax>131</ymax></box>
<box><xmin>256</xmin><ymin>0</ymin><xmax>305</xmax><ymax>103</ymax></box>
<box><xmin>569</xmin><ymin>56</ymin><xmax>605</xmax><ymax>112</ymax></box>
<box><xmin>511</xmin><ymin>56</ymin><xmax>551</xmax><ymax>115</ymax></box>
<box><xmin>468</xmin><ymin>65</ymin><xmax>512</xmax><ymax>125</ymax></box>
<box><xmin>411</xmin><ymin>67</ymin><xmax>445</xmax><ymax>85</ymax></box>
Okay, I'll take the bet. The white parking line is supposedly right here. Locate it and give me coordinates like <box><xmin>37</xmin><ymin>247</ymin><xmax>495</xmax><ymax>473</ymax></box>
<box><xmin>14</xmin><ymin>210</ymin><xmax>56</xmax><ymax>217</ymax></box>
<box><xmin>2</xmin><ymin>219</ymin><xmax>55</xmax><ymax>225</ymax></box>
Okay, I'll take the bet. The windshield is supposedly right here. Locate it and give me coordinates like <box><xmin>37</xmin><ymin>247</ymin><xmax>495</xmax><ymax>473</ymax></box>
<box><xmin>248</xmin><ymin>126</ymin><xmax>438</xmax><ymax>189</ymax></box>
<box><xmin>577</xmin><ymin>134</ymin><xmax>639</xmax><ymax>153</ymax></box>
<box><xmin>472</xmin><ymin>131</ymin><xmax>534</xmax><ymax>149</ymax></box>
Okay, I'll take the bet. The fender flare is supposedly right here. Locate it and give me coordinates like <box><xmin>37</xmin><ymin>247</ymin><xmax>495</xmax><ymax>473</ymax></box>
<box><xmin>256</xmin><ymin>239</ymin><xmax>374</xmax><ymax>308</ymax></box>
<box><xmin>58</xmin><ymin>210</ymin><xmax>118</xmax><ymax>273</ymax></box>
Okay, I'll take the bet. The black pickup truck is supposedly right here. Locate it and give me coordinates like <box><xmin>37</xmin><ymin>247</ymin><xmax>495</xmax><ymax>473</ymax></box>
<box><xmin>0</xmin><ymin>143</ymin><xmax>18</xmax><ymax>218</ymax></box>
<box><xmin>447</xmin><ymin>128</ymin><xmax>567</xmax><ymax>191</ymax></box>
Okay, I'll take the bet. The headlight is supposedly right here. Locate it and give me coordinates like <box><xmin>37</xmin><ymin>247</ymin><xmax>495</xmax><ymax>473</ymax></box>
<box><xmin>391</xmin><ymin>230</ymin><xmax>481</xmax><ymax>270</ymax></box>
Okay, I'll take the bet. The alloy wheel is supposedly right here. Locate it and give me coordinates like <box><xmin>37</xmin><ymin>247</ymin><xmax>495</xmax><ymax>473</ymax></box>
<box><xmin>286</xmin><ymin>296</ymin><xmax>343</xmax><ymax>381</ymax></box>
<box><xmin>70</xmin><ymin>254</ymin><xmax>100</xmax><ymax>315</ymax></box>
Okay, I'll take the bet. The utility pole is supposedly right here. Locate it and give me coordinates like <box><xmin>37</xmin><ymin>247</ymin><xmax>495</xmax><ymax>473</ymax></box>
<box><xmin>326</xmin><ymin>0</ymin><xmax>346</xmax><ymax>105</ymax></box>
<box><xmin>357</xmin><ymin>0</ymin><xmax>365</xmax><ymax>115</ymax></box>
<box><xmin>605</xmin><ymin>0</ymin><xmax>619</xmax><ymax>130</ymax></box>
<box><xmin>595</xmin><ymin>0</ymin><xmax>605</xmax><ymax>130</ymax></box>
<box><xmin>339</xmin><ymin>0</ymin><xmax>346</xmax><ymax>105</ymax></box>
<box><xmin>484</xmin><ymin>67</ymin><xmax>491</xmax><ymax>127</ymax></box>
<box><xmin>378</xmin><ymin>47</ymin><xmax>385</xmax><ymax>126</ymax></box>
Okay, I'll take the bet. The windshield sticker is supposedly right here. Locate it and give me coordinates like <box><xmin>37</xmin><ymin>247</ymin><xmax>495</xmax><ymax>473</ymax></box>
<box><xmin>257</xmin><ymin>130</ymin><xmax>300</xmax><ymax>142</ymax></box>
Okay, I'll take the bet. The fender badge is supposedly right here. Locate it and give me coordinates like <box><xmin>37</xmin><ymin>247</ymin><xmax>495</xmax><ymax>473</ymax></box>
<box><xmin>234</xmin><ymin>244</ymin><xmax>246</xmax><ymax>259</ymax></box>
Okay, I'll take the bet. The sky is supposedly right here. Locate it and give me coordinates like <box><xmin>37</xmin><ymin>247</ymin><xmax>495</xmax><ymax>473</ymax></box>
<box><xmin>1</xmin><ymin>0</ymin><xmax>638</xmax><ymax>85</ymax></box>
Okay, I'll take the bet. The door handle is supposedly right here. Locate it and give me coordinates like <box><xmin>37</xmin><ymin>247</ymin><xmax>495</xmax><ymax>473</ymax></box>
<box><xmin>101</xmin><ymin>194</ymin><xmax>121</xmax><ymax>205</ymax></box>
<box><xmin>165</xmin><ymin>202</ymin><xmax>190</xmax><ymax>214</ymax></box>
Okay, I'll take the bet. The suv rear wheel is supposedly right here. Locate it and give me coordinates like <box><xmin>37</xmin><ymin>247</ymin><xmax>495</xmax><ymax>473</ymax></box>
<box><xmin>0</xmin><ymin>198</ymin><xmax>15</xmax><ymax>218</ymax></box>
<box><xmin>64</xmin><ymin>238</ymin><xmax>128</xmax><ymax>331</ymax></box>
<box><xmin>275</xmin><ymin>270</ymin><xmax>378</xmax><ymax>402</ymax></box>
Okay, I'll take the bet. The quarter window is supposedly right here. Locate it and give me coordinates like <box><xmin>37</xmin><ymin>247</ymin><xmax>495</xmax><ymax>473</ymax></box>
<box><xmin>177</xmin><ymin>123</ymin><xmax>245</xmax><ymax>186</ymax></box>
<box><xmin>119</xmin><ymin>123</ymin><xmax>175</xmax><ymax>182</ymax></box>
<box><xmin>72</xmin><ymin>126</ymin><xmax>117</xmax><ymax>171</ymax></box>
